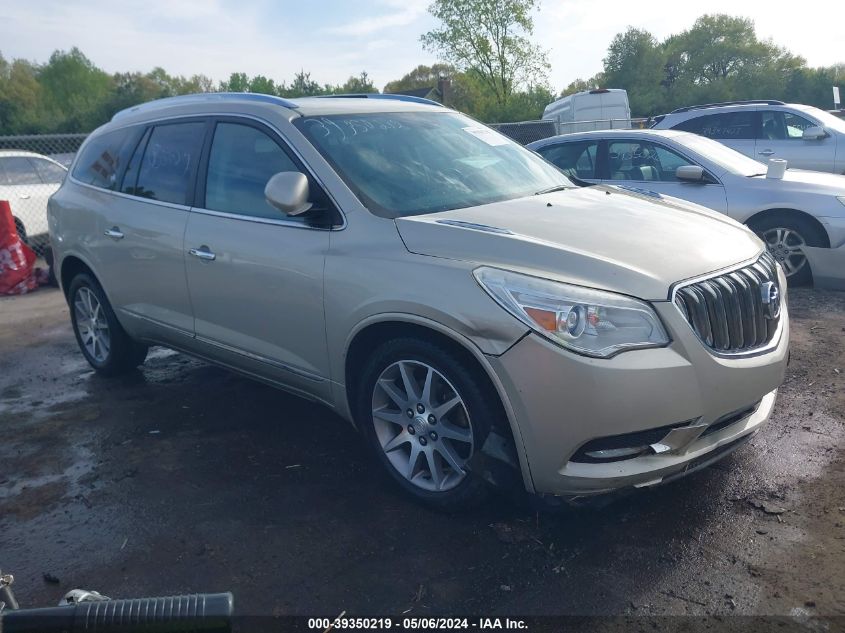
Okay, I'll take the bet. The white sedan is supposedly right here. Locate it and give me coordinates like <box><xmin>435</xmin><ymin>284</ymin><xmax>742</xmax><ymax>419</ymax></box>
<box><xmin>528</xmin><ymin>129</ymin><xmax>845</xmax><ymax>287</ymax></box>
<box><xmin>0</xmin><ymin>150</ymin><xmax>67</xmax><ymax>252</ymax></box>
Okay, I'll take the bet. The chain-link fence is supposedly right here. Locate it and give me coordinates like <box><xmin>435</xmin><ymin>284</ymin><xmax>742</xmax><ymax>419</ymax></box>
<box><xmin>0</xmin><ymin>133</ymin><xmax>87</xmax><ymax>256</ymax></box>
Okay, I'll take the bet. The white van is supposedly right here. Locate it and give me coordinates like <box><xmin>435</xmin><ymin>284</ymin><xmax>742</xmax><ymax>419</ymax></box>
<box><xmin>542</xmin><ymin>89</ymin><xmax>631</xmax><ymax>134</ymax></box>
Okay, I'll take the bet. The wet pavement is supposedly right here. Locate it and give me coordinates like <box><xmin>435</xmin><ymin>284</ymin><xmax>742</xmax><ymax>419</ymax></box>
<box><xmin>1</xmin><ymin>287</ymin><xmax>844</xmax><ymax>618</ymax></box>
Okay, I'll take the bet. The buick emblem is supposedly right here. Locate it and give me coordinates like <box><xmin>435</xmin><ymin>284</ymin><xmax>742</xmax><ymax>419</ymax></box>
<box><xmin>760</xmin><ymin>281</ymin><xmax>781</xmax><ymax>319</ymax></box>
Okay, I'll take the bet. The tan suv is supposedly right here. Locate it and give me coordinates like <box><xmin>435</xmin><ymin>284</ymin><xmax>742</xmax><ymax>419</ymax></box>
<box><xmin>49</xmin><ymin>93</ymin><xmax>789</xmax><ymax>508</ymax></box>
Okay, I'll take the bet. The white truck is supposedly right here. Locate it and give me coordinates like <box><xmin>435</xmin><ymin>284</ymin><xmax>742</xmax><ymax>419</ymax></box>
<box><xmin>542</xmin><ymin>88</ymin><xmax>631</xmax><ymax>134</ymax></box>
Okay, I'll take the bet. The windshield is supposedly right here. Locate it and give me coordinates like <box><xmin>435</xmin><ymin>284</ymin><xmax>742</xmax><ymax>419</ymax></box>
<box><xmin>294</xmin><ymin>111</ymin><xmax>571</xmax><ymax>217</ymax></box>
<box><xmin>677</xmin><ymin>133</ymin><xmax>768</xmax><ymax>176</ymax></box>
<box><xmin>793</xmin><ymin>105</ymin><xmax>845</xmax><ymax>134</ymax></box>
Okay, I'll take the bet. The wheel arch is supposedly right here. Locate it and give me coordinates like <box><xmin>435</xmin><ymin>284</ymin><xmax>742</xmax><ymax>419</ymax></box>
<box><xmin>744</xmin><ymin>208</ymin><xmax>831</xmax><ymax>248</ymax></box>
<box><xmin>59</xmin><ymin>253</ymin><xmax>99</xmax><ymax>299</ymax></box>
<box><xmin>343</xmin><ymin>315</ymin><xmax>535</xmax><ymax>493</ymax></box>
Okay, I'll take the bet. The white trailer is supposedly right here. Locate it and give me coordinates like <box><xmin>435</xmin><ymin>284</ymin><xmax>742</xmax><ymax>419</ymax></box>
<box><xmin>542</xmin><ymin>89</ymin><xmax>632</xmax><ymax>134</ymax></box>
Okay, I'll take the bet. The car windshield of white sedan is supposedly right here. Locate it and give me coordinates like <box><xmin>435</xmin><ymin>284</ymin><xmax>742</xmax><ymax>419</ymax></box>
<box><xmin>679</xmin><ymin>134</ymin><xmax>768</xmax><ymax>177</ymax></box>
<box><xmin>295</xmin><ymin>112</ymin><xmax>572</xmax><ymax>217</ymax></box>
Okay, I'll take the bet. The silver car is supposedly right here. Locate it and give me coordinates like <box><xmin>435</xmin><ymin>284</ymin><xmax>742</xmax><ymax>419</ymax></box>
<box><xmin>528</xmin><ymin>129</ymin><xmax>845</xmax><ymax>288</ymax></box>
<box><xmin>49</xmin><ymin>94</ymin><xmax>789</xmax><ymax>508</ymax></box>
<box><xmin>652</xmin><ymin>100</ymin><xmax>845</xmax><ymax>174</ymax></box>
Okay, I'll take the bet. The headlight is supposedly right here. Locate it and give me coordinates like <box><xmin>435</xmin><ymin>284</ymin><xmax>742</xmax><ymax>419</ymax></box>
<box><xmin>473</xmin><ymin>267</ymin><xmax>669</xmax><ymax>358</ymax></box>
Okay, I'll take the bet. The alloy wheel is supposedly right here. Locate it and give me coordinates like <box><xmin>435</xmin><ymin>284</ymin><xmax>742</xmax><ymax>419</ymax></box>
<box><xmin>371</xmin><ymin>360</ymin><xmax>474</xmax><ymax>492</ymax></box>
<box><xmin>761</xmin><ymin>227</ymin><xmax>807</xmax><ymax>278</ymax></box>
<box><xmin>74</xmin><ymin>287</ymin><xmax>111</xmax><ymax>363</ymax></box>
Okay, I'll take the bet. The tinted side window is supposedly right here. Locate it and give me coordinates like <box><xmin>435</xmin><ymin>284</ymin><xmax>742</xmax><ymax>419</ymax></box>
<box><xmin>675</xmin><ymin>112</ymin><xmax>755</xmax><ymax>140</ymax></box>
<box><xmin>72</xmin><ymin>127</ymin><xmax>141</xmax><ymax>190</ymax></box>
<box><xmin>31</xmin><ymin>158</ymin><xmax>67</xmax><ymax>184</ymax></box>
<box><xmin>1</xmin><ymin>157</ymin><xmax>44</xmax><ymax>185</ymax></box>
<box><xmin>536</xmin><ymin>141</ymin><xmax>598</xmax><ymax>179</ymax></box>
<box><xmin>205</xmin><ymin>123</ymin><xmax>300</xmax><ymax>219</ymax></box>
<box><xmin>133</xmin><ymin>122</ymin><xmax>205</xmax><ymax>205</ymax></box>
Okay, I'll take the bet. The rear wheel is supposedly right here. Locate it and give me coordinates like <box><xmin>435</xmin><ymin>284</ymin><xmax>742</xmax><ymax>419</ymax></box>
<box><xmin>357</xmin><ymin>338</ymin><xmax>496</xmax><ymax>510</ymax></box>
<box><xmin>748</xmin><ymin>213</ymin><xmax>827</xmax><ymax>286</ymax></box>
<box><xmin>68</xmin><ymin>273</ymin><xmax>148</xmax><ymax>375</ymax></box>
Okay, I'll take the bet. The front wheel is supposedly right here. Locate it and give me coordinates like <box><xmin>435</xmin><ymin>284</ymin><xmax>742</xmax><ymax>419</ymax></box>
<box><xmin>68</xmin><ymin>273</ymin><xmax>148</xmax><ymax>375</ymax></box>
<box><xmin>357</xmin><ymin>338</ymin><xmax>497</xmax><ymax>510</ymax></box>
<box><xmin>748</xmin><ymin>214</ymin><xmax>827</xmax><ymax>286</ymax></box>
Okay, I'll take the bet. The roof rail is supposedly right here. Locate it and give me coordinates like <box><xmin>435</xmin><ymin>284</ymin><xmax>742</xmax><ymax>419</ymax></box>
<box><xmin>669</xmin><ymin>100</ymin><xmax>785</xmax><ymax>115</ymax></box>
<box><xmin>112</xmin><ymin>92</ymin><xmax>299</xmax><ymax>121</ymax></box>
<box><xmin>316</xmin><ymin>93</ymin><xmax>444</xmax><ymax>107</ymax></box>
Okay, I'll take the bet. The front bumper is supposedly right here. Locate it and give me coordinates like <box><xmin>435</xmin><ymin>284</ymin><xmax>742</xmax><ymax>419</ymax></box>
<box><xmin>488</xmin><ymin>298</ymin><xmax>789</xmax><ymax>497</ymax></box>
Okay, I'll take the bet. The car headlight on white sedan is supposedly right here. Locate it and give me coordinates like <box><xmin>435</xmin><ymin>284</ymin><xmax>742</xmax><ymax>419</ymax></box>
<box><xmin>473</xmin><ymin>267</ymin><xmax>669</xmax><ymax>358</ymax></box>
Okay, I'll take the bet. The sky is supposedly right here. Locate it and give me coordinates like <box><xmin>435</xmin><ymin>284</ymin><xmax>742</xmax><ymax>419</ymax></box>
<box><xmin>1</xmin><ymin>0</ymin><xmax>843</xmax><ymax>93</ymax></box>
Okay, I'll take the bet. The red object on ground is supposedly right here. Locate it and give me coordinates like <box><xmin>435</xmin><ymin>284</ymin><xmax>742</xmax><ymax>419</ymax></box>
<box><xmin>0</xmin><ymin>199</ymin><xmax>47</xmax><ymax>295</ymax></box>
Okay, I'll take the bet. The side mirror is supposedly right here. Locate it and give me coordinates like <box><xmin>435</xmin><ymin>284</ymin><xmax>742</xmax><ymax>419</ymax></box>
<box><xmin>264</xmin><ymin>172</ymin><xmax>313</xmax><ymax>216</ymax></box>
<box><xmin>802</xmin><ymin>126</ymin><xmax>827</xmax><ymax>140</ymax></box>
<box><xmin>676</xmin><ymin>165</ymin><xmax>705</xmax><ymax>182</ymax></box>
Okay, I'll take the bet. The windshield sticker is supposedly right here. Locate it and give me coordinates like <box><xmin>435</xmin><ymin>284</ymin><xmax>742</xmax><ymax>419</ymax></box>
<box><xmin>462</xmin><ymin>126</ymin><xmax>510</xmax><ymax>146</ymax></box>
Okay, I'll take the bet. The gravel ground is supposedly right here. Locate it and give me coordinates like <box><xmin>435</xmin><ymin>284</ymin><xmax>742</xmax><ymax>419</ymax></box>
<box><xmin>0</xmin><ymin>287</ymin><xmax>843</xmax><ymax>620</ymax></box>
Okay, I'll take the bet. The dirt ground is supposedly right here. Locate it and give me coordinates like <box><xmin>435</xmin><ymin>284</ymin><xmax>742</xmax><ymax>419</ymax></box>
<box><xmin>1</xmin><ymin>287</ymin><xmax>844</xmax><ymax>620</ymax></box>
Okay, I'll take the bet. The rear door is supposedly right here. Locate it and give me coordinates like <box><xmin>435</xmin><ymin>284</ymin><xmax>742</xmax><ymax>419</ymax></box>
<box><xmin>87</xmin><ymin>120</ymin><xmax>206</xmax><ymax>342</ymax></box>
<box><xmin>604</xmin><ymin>139</ymin><xmax>728</xmax><ymax>213</ymax></box>
<box><xmin>183</xmin><ymin>118</ymin><xmax>336</xmax><ymax>400</ymax></box>
<box><xmin>756</xmin><ymin>109</ymin><xmax>837</xmax><ymax>172</ymax></box>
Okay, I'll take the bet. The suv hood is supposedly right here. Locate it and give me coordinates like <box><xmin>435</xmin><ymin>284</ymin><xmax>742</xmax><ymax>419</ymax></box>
<box><xmin>395</xmin><ymin>186</ymin><xmax>763</xmax><ymax>301</ymax></box>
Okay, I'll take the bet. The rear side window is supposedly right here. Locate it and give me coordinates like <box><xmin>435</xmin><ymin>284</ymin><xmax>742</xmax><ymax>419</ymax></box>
<box><xmin>674</xmin><ymin>112</ymin><xmax>755</xmax><ymax>140</ymax></box>
<box><xmin>204</xmin><ymin>122</ymin><xmax>300</xmax><ymax>219</ymax></box>
<box><xmin>536</xmin><ymin>141</ymin><xmax>598</xmax><ymax>179</ymax></box>
<box><xmin>0</xmin><ymin>157</ymin><xmax>43</xmax><ymax>185</ymax></box>
<box><xmin>131</xmin><ymin>122</ymin><xmax>205</xmax><ymax>205</ymax></box>
<box><xmin>31</xmin><ymin>158</ymin><xmax>66</xmax><ymax>184</ymax></box>
<box><xmin>72</xmin><ymin>127</ymin><xmax>141</xmax><ymax>190</ymax></box>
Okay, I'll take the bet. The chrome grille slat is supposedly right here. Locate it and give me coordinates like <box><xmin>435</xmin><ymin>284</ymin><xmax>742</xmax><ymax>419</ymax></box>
<box><xmin>674</xmin><ymin>255</ymin><xmax>781</xmax><ymax>354</ymax></box>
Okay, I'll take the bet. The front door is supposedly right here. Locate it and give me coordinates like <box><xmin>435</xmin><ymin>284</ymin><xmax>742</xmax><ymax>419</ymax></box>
<box><xmin>604</xmin><ymin>139</ymin><xmax>728</xmax><ymax>213</ymax></box>
<box><xmin>757</xmin><ymin>109</ymin><xmax>837</xmax><ymax>172</ymax></box>
<box><xmin>184</xmin><ymin>119</ymin><xmax>334</xmax><ymax>400</ymax></box>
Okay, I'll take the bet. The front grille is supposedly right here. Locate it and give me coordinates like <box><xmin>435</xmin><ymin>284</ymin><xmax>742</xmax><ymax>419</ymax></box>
<box><xmin>674</xmin><ymin>252</ymin><xmax>781</xmax><ymax>354</ymax></box>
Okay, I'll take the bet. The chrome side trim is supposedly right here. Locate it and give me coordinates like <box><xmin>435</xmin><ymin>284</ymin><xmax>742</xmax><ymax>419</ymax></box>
<box><xmin>190</xmin><ymin>206</ymin><xmax>334</xmax><ymax>231</ymax></box>
<box><xmin>120</xmin><ymin>310</ymin><xmax>194</xmax><ymax>337</ymax></box>
<box><xmin>123</xmin><ymin>311</ymin><xmax>325</xmax><ymax>382</ymax></box>
<box><xmin>68</xmin><ymin>177</ymin><xmax>192</xmax><ymax>212</ymax></box>
<box><xmin>194</xmin><ymin>335</ymin><xmax>325</xmax><ymax>383</ymax></box>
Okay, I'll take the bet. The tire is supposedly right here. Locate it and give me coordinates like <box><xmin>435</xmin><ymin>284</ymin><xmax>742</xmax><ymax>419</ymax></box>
<box><xmin>356</xmin><ymin>337</ymin><xmax>498</xmax><ymax>510</ymax></box>
<box><xmin>748</xmin><ymin>212</ymin><xmax>827</xmax><ymax>287</ymax></box>
<box><xmin>68</xmin><ymin>273</ymin><xmax>148</xmax><ymax>375</ymax></box>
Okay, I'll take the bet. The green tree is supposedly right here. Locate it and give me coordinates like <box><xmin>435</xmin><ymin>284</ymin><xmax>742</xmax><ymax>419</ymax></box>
<box><xmin>0</xmin><ymin>55</ymin><xmax>43</xmax><ymax>133</ymax></box>
<box><xmin>602</xmin><ymin>28</ymin><xmax>664</xmax><ymax>115</ymax></box>
<box><xmin>421</xmin><ymin>0</ymin><xmax>549</xmax><ymax>107</ymax></box>
<box><xmin>337</xmin><ymin>71</ymin><xmax>377</xmax><ymax>94</ymax></box>
<box><xmin>37</xmin><ymin>47</ymin><xmax>113</xmax><ymax>132</ymax></box>
<box><xmin>383</xmin><ymin>63</ymin><xmax>480</xmax><ymax>112</ymax></box>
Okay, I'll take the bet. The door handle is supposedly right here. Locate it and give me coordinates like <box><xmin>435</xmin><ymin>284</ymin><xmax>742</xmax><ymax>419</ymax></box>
<box><xmin>104</xmin><ymin>227</ymin><xmax>124</xmax><ymax>240</ymax></box>
<box><xmin>189</xmin><ymin>247</ymin><xmax>216</xmax><ymax>261</ymax></box>
<box><xmin>18</xmin><ymin>194</ymin><xmax>31</xmax><ymax>200</ymax></box>
<box><xmin>758</xmin><ymin>150</ymin><xmax>775</xmax><ymax>156</ymax></box>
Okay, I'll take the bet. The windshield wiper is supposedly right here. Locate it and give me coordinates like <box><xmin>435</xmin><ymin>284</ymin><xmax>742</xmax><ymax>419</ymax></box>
<box><xmin>534</xmin><ymin>184</ymin><xmax>571</xmax><ymax>195</ymax></box>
